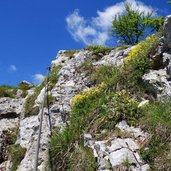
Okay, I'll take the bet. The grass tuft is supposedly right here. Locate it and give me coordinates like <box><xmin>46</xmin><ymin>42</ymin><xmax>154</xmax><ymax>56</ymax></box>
<box><xmin>9</xmin><ymin>144</ymin><xmax>26</xmax><ymax>171</ymax></box>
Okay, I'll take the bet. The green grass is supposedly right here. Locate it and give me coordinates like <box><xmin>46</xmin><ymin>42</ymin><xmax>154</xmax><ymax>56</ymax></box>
<box><xmin>85</xmin><ymin>45</ymin><xmax>113</xmax><ymax>60</ymax></box>
<box><xmin>0</xmin><ymin>83</ymin><xmax>34</xmax><ymax>98</ymax></box>
<box><xmin>0</xmin><ymin>128</ymin><xmax>25</xmax><ymax>171</ymax></box>
<box><xmin>49</xmin><ymin>87</ymin><xmax>142</xmax><ymax>170</ymax></box>
<box><xmin>44</xmin><ymin>94</ymin><xmax>55</xmax><ymax>108</ymax></box>
<box><xmin>63</xmin><ymin>50</ymin><xmax>79</xmax><ymax>58</ymax></box>
<box><xmin>24</xmin><ymin>65</ymin><xmax>61</xmax><ymax>117</ymax></box>
<box><xmin>24</xmin><ymin>85</ymin><xmax>43</xmax><ymax>117</ymax></box>
<box><xmin>49</xmin><ymin>33</ymin><xmax>163</xmax><ymax>170</ymax></box>
<box><xmin>9</xmin><ymin>144</ymin><xmax>26</xmax><ymax>171</ymax></box>
<box><xmin>48</xmin><ymin>65</ymin><xmax>62</xmax><ymax>90</ymax></box>
<box><xmin>85</xmin><ymin>45</ymin><xmax>112</xmax><ymax>55</ymax></box>
<box><xmin>90</xmin><ymin>65</ymin><xmax>122</xmax><ymax>88</ymax></box>
<box><xmin>140</xmin><ymin>101</ymin><xmax>171</xmax><ymax>170</ymax></box>
<box><xmin>68</xmin><ymin>146</ymin><xmax>97</xmax><ymax>171</ymax></box>
<box><xmin>0</xmin><ymin>85</ymin><xmax>15</xmax><ymax>98</ymax></box>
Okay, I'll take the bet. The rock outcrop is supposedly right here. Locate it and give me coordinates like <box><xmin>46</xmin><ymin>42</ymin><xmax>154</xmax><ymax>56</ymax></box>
<box><xmin>0</xmin><ymin>15</ymin><xmax>171</xmax><ymax>171</ymax></box>
<box><xmin>164</xmin><ymin>15</ymin><xmax>171</xmax><ymax>51</ymax></box>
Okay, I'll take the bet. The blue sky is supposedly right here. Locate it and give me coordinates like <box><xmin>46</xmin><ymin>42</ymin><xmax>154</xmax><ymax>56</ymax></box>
<box><xmin>0</xmin><ymin>0</ymin><xmax>170</xmax><ymax>86</ymax></box>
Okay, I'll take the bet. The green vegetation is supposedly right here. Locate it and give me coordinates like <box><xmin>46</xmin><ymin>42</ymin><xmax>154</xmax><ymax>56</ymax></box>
<box><xmin>49</xmin><ymin>32</ymin><xmax>163</xmax><ymax>170</ymax></box>
<box><xmin>0</xmin><ymin>85</ymin><xmax>15</xmax><ymax>98</ymax></box>
<box><xmin>85</xmin><ymin>34</ymin><xmax>160</xmax><ymax>95</ymax></box>
<box><xmin>44</xmin><ymin>94</ymin><xmax>55</xmax><ymax>108</ymax></box>
<box><xmin>85</xmin><ymin>45</ymin><xmax>113</xmax><ymax>60</ymax></box>
<box><xmin>48</xmin><ymin>65</ymin><xmax>62</xmax><ymax>90</ymax></box>
<box><xmin>0</xmin><ymin>128</ymin><xmax>23</xmax><ymax>171</ymax></box>
<box><xmin>9</xmin><ymin>144</ymin><xmax>26</xmax><ymax>171</ymax></box>
<box><xmin>0</xmin><ymin>82</ymin><xmax>34</xmax><ymax>98</ymax></box>
<box><xmin>24</xmin><ymin>65</ymin><xmax>61</xmax><ymax>117</ymax></box>
<box><xmin>144</xmin><ymin>17</ymin><xmax>164</xmax><ymax>32</ymax></box>
<box><xmin>90</xmin><ymin>65</ymin><xmax>122</xmax><ymax>88</ymax></box>
<box><xmin>24</xmin><ymin>85</ymin><xmax>43</xmax><ymax>117</ymax></box>
<box><xmin>68</xmin><ymin>146</ymin><xmax>97</xmax><ymax>171</ymax></box>
<box><xmin>49</xmin><ymin>83</ymin><xmax>143</xmax><ymax>170</ymax></box>
<box><xmin>140</xmin><ymin>101</ymin><xmax>171</xmax><ymax>170</ymax></box>
<box><xmin>123</xmin><ymin>34</ymin><xmax>161</xmax><ymax>89</ymax></box>
<box><xmin>112</xmin><ymin>3</ymin><xmax>151</xmax><ymax>45</ymax></box>
<box><xmin>63</xmin><ymin>50</ymin><xmax>79</xmax><ymax>58</ymax></box>
<box><xmin>112</xmin><ymin>3</ymin><xmax>163</xmax><ymax>45</ymax></box>
<box><xmin>86</xmin><ymin>45</ymin><xmax>112</xmax><ymax>55</ymax></box>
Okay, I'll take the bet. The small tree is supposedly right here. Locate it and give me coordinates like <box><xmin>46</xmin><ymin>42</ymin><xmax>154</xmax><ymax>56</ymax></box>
<box><xmin>144</xmin><ymin>17</ymin><xmax>164</xmax><ymax>32</ymax></box>
<box><xmin>112</xmin><ymin>3</ymin><xmax>152</xmax><ymax>45</ymax></box>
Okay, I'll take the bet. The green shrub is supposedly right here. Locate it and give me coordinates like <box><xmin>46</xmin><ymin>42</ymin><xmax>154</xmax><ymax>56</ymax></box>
<box><xmin>140</xmin><ymin>101</ymin><xmax>171</xmax><ymax>170</ymax></box>
<box><xmin>9</xmin><ymin>144</ymin><xmax>26</xmax><ymax>171</ymax></box>
<box><xmin>6</xmin><ymin>128</ymin><xmax>19</xmax><ymax>145</ymax></box>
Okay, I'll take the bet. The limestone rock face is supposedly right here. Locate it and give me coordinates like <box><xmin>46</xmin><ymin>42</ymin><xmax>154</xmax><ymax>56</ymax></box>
<box><xmin>0</xmin><ymin>97</ymin><xmax>24</xmax><ymax>137</ymax></box>
<box><xmin>0</xmin><ymin>97</ymin><xmax>25</xmax><ymax>171</ymax></box>
<box><xmin>93</xmin><ymin>46</ymin><xmax>134</xmax><ymax>66</ymax></box>
<box><xmin>143</xmin><ymin>69</ymin><xmax>171</xmax><ymax>99</ymax></box>
<box><xmin>164</xmin><ymin>15</ymin><xmax>171</xmax><ymax>50</ymax></box>
<box><xmin>0</xmin><ymin>97</ymin><xmax>24</xmax><ymax>119</ymax></box>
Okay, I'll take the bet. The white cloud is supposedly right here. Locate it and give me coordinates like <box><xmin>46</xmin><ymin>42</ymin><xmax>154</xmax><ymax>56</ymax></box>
<box><xmin>33</xmin><ymin>74</ymin><xmax>45</xmax><ymax>85</ymax></box>
<box><xmin>66</xmin><ymin>0</ymin><xmax>157</xmax><ymax>46</ymax></box>
<box><xmin>9</xmin><ymin>65</ymin><xmax>17</xmax><ymax>72</ymax></box>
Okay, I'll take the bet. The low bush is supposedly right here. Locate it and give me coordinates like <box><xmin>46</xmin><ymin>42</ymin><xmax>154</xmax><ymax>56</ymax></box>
<box><xmin>44</xmin><ymin>94</ymin><xmax>55</xmax><ymax>108</ymax></box>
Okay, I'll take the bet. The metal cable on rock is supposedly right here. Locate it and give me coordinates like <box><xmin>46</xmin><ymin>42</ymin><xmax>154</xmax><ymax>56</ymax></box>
<box><xmin>33</xmin><ymin>67</ymin><xmax>52</xmax><ymax>171</ymax></box>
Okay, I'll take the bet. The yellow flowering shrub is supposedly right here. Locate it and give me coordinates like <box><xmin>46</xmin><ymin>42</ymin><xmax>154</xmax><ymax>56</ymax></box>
<box><xmin>71</xmin><ymin>82</ymin><xmax>106</xmax><ymax>107</ymax></box>
<box><xmin>124</xmin><ymin>34</ymin><xmax>157</xmax><ymax>63</ymax></box>
<box><xmin>121</xmin><ymin>34</ymin><xmax>160</xmax><ymax>86</ymax></box>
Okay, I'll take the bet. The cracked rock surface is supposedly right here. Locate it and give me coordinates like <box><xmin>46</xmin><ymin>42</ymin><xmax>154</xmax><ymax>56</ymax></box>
<box><xmin>84</xmin><ymin>121</ymin><xmax>150</xmax><ymax>171</ymax></box>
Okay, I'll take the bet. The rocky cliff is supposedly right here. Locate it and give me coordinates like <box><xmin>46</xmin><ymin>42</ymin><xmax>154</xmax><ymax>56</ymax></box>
<box><xmin>0</xmin><ymin>15</ymin><xmax>171</xmax><ymax>171</ymax></box>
